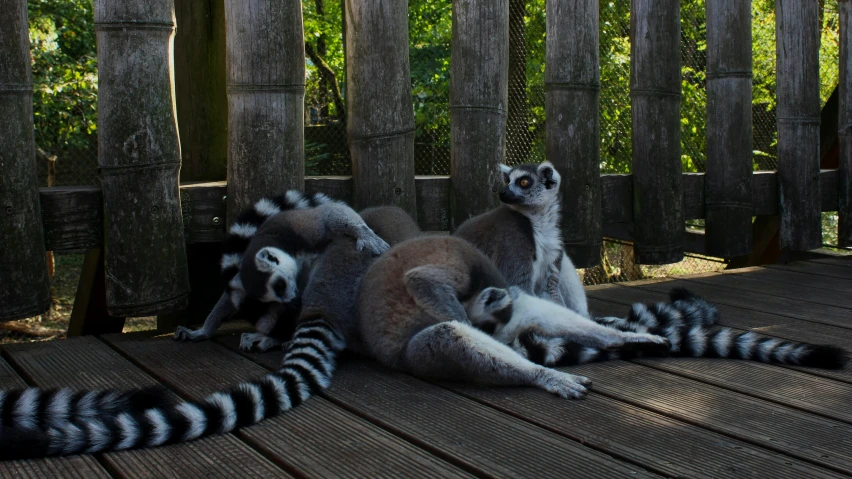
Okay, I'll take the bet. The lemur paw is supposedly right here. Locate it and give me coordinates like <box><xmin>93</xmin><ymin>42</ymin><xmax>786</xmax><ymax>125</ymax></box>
<box><xmin>624</xmin><ymin>332</ymin><xmax>670</xmax><ymax>347</ymax></box>
<box><xmin>173</xmin><ymin>326</ymin><xmax>210</xmax><ymax>343</ymax></box>
<box><xmin>240</xmin><ymin>332</ymin><xmax>283</xmax><ymax>353</ymax></box>
<box><xmin>535</xmin><ymin>369</ymin><xmax>590</xmax><ymax>399</ymax></box>
<box><xmin>355</xmin><ymin>226</ymin><xmax>391</xmax><ymax>255</ymax></box>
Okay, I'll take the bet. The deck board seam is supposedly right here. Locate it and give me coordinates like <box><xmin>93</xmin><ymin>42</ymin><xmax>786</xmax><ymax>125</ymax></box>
<box><xmin>680</xmin><ymin>275</ymin><xmax>852</xmax><ymax>310</ymax></box>
<box><xmin>95</xmin><ymin>336</ymin><xmax>304</xmax><ymax>479</ymax></box>
<box><xmin>763</xmin><ymin>263</ymin><xmax>852</xmax><ymax>280</ymax></box>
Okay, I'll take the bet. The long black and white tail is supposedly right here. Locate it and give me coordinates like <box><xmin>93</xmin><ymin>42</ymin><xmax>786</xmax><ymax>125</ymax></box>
<box><xmin>0</xmin><ymin>318</ymin><xmax>345</xmax><ymax>460</ymax></box>
<box><xmin>220</xmin><ymin>191</ymin><xmax>335</xmax><ymax>288</ymax></box>
<box><xmin>514</xmin><ymin>287</ymin><xmax>847</xmax><ymax>370</ymax></box>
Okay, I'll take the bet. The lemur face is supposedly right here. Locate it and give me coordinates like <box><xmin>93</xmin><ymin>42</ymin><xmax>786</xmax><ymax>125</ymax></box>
<box><xmin>235</xmin><ymin>246</ymin><xmax>300</xmax><ymax>305</ymax></box>
<box><xmin>497</xmin><ymin>161</ymin><xmax>561</xmax><ymax>209</ymax></box>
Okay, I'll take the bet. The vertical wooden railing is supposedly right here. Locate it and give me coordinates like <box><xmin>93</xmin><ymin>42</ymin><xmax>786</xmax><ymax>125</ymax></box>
<box><xmin>545</xmin><ymin>0</ymin><xmax>601</xmax><ymax>268</ymax></box>
<box><xmin>345</xmin><ymin>0</ymin><xmax>417</xmax><ymax>218</ymax></box>
<box><xmin>225</xmin><ymin>0</ymin><xmax>305</xmax><ymax>218</ymax></box>
<box><xmin>449</xmin><ymin>0</ymin><xmax>509</xmax><ymax>229</ymax></box>
<box><xmin>94</xmin><ymin>0</ymin><xmax>189</xmax><ymax>316</ymax></box>
<box><xmin>0</xmin><ymin>0</ymin><xmax>50</xmax><ymax>321</ymax></box>
<box><xmin>776</xmin><ymin>0</ymin><xmax>822</xmax><ymax>251</ymax></box>
<box><xmin>630</xmin><ymin>0</ymin><xmax>684</xmax><ymax>264</ymax></box>
<box><xmin>840</xmin><ymin>0</ymin><xmax>852</xmax><ymax>247</ymax></box>
<box><xmin>704</xmin><ymin>0</ymin><xmax>753</xmax><ymax>257</ymax></box>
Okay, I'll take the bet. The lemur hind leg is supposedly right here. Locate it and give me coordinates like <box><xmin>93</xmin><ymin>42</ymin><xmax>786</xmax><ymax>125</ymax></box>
<box><xmin>174</xmin><ymin>292</ymin><xmax>236</xmax><ymax>342</ymax></box>
<box><xmin>403</xmin><ymin>265</ymin><xmax>471</xmax><ymax>325</ymax></box>
<box><xmin>404</xmin><ymin>321</ymin><xmax>590</xmax><ymax>399</ymax></box>
<box><xmin>323</xmin><ymin>203</ymin><xmax>390</xmax><ymax>255</ymax></box>
<box><xmin>557</xmin><ymin>253</ymin><xmax>590</xmax><ymax>318</ymax></box>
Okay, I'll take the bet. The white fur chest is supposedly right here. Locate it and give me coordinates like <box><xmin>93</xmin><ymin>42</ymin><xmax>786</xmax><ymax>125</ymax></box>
<box><xmin>528</xmin><ymin>203</ymin><xmax>563</xmax><ymax>293</ymax></box>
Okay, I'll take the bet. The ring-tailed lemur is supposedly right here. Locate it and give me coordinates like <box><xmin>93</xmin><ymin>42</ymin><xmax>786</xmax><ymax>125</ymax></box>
<box><xmin>173</xmin><ymin>191</ymin><xmax>390</xmax><ymax>352</ymax></box>
<box><xmin>506</xmin><ymin>287</ymin><xmax>847</xmax><ymax>369</ymax></box>
<box><xmin>454</xmin><ymin>161</ymin><xmax>589</xmax><ymax>317</ymax></box>
<box><xmin>0</xmin><ymin>207</ymin><xmax>421</xmax><ymax>459</ymax></box>
<box><xmin>356</xmin><ymin>235</ymin><xmax>669</xmax><ymax>400</ymax></box>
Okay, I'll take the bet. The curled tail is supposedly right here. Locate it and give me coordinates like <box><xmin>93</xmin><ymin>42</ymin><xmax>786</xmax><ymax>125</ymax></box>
<box><xmin>513</xmin><ymin>288</ymin><xmax>847</xmax><ymax>370</ymax></box>
<box><xmin>0</xmin><ymin>318</ymin><xmax>345</xmax><ymax>460</ymax></box>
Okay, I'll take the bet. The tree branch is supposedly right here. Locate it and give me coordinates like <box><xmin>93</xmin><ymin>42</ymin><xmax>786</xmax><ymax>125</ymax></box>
<box><xmin>305</xmin><ymin>41</ymin><xmax>345</xmax><ymax>122</ymax></box>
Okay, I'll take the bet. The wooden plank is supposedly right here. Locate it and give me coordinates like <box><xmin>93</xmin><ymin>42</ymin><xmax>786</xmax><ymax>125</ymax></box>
<box><xmin>224</xmin><ymin>0</ymin><xmax>305</xmax><ymax>219</ymax></box>
<box><xmin>449</xmin><ymin>0</ymin><xmax>508</xmax><ymax>229</ymax></box>
<box><xmin>630</xmin><ymin>0</ymin><xmax>683</xmax><ymax>264</ymax></box>
<box><xmin>705</xmin><ymin>0</ymin><xmax>753</xmax><ymax>257</ymax></box>
<box><xmin>681</xmin><ymin>269</ymin><xmax>852</xmax><ymax>310</ymax></box>
<box><xmin>40</xmin><ymin>186</ymin><xmax>103</xmax><ymax>251</ymax></box>
<box><xmin>710</xmin><ymin>266</ymin><xmax>852</xmax><ymax>295</ymax></box>
<box><xmin>545</xmin><ymin>0</ymin><xmax>601</xmax><ymax>267</ymax></box>
<box><xmin>775</xmin><ymin>0</ymin><xmax>822</xmax><ymax>250</ymax></box>
<box><xmin>0</xmin><ymin>0</ymin><xmax>50</xmax><ymax>321</ymax></box>
<box><xmin>448</xmin><ymin>383</ymin><xmax>843</xmax><ymax>479</ymax></box>
<box><xmin>569</xmin><ymin>360</ymin><xmax>852</xmax><ymax>474</ymax></box>
<box><xmin>841</xmin><ymin>0</ymin><xmax>852</xmax><ymax>247</ymax></box>
<box><xmin>346</xmin><ymin>0</ymin><xmax>417</xmax><ymax>218</ymax></box>
<box><xmin>106</xmin><ymin>333</ymin><xmax>472</xmax><ymax>478</ymax></box>
<box><xmin>67</xmin><ymin>248</ymin><xmax>126</xmax><ymax>336</ymax></box>
<box><xmin>806</xmin><ymin>256</ymin><xmax>852</xmax><ymax>268</ymax></box>
<box><xmin>95</xmin><ymin>0</ymin><xmax>190</xmax><ymax>317</ymax></box>
<box><xmin>2</xmin><ymin>336</ymin><xmax>288</xmax><ymax>478</ymax></box>
<box><xmin>765</xmin><ymin>261</ymin><xmax>852</xmax><ymax>280</ymax></box>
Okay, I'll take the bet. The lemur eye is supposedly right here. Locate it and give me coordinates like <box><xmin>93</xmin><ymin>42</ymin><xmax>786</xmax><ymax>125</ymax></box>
<box><xmin>518</xmin><ymin>178</ymin><xmax>531</xmax><ymax>188</ymax></box>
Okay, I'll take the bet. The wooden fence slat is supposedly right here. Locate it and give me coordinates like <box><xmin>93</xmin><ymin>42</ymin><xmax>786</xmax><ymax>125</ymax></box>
<box><xmin>449</xmin><ymin>0</ymin><xmax>509</xmax><ymax>229</ymax></box>
<box><xmin>545</xmin><ymin>0</ymin><xmax>602</xmax><ymax>267</ymax></box>
<box><xmin>224</xmin><ymin>0</ymin><xmax>305</xmax><ymax>219</ymax></box>
<box><xmin>94</xmin><ymin>0</ymin><xmax>190</xmax><ymax>317</ymax></box>
<box><xmin>840</xmin><ymin>0</ymin><xmax>852</xmax><ymax>247</ymax></box>
<box><xmin>630</xmin><ymin>0</ymin><xmax>684</xmax><ymax>264</ymax></box>
<box><xmin>0</xmin><ymin>0</ymin><xmax>50</xmax><ymax>321</ymax></box>
<box><xmin>345</xmin><ymin>0</ymin><xmax>417</xmax><ymax>218</ymax></box>
<box><xmin>705</xmin><ymin>0</ymin><xmax>753</xmax><ymax>257</ymax></box>
<box><xmin>776</xmin><ymin>0</ymin><xmax>822</xmax><ymax>250</ymax></box>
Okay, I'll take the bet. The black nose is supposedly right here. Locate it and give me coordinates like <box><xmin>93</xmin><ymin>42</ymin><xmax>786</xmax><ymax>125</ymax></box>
<box><xmin>499</xmin><ymin>188</ymin><xmax>521</xmax><ymax>204</ymax></box>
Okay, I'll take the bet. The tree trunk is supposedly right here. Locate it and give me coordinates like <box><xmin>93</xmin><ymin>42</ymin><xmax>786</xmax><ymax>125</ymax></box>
<box><xmin>0</xmin><ymin>0</ymin><xmax>51</xmax><ymax>321</ymax></box>
<box><xmin>225</xmin><ymin>0</ymin><xmax>306</xmax><ymax>219</ymax></box>
<box><xmin>345</xmin><ymin>0</ymin><xmax>417</xmax><ymax>217</ymax></box>
<box><xmin>94</xmin><ymin>0</ymin><xmax>190</xmax><ymax>316</ymax></box>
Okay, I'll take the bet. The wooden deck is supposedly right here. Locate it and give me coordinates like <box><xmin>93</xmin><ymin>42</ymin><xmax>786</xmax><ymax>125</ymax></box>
<box><xmin>2</xmin><ymin>257</ymin><xmax>852</xmax><ymax>478</ymax></box>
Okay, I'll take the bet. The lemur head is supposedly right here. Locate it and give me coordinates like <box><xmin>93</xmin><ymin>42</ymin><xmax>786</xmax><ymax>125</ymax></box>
<box><xmin>233</xmin><ymin>243</ymin><xmax>300</xmax><ymax>305</ymax></box>
<box><xmin>465</xmin><ymin>287</ymin><xmax>514</xmax><ymax>335</ymax></box>
<box><xmin>497</xmin><ymin>161</ymin><xmax>561</xmax><ymax>210</ymax></box>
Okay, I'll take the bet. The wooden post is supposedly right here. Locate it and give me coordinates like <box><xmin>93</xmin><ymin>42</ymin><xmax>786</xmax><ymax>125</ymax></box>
<box><xmin>545</xmin><ymin>0</ymin><xmax>601</xmax><ymax>267</ymax></box>
<box><xmin>95</xmin><ymin>0</ymin><xmax>190</xmax><ymax>316</ymax></box>
<box><xmin>840</xmin><ymin>0</ymin><xmax>852</xmax><ymax>247</ymax></box>
<box><xmin>704</xmin><ymin>0</ymin><xmax>753</xmax><ymax>257</ymax></box>
<box><xmin>225</xmin><ymin>0</ymin><xmax>305</xmax><ymax>218</ymax></box>
<box><xmin>449</xmin><ymin>0</ymin><xmax>509</xmax><ymax>229</ymax></box>
<box><xmin>776</xmin><ymin>0</ymin><xmax>821</xmax><ymax>250</ymax></box>
<box><xmin>345</xmin><ymin>0</ymin><xmax>417</xmax><ymax>217</ymax></box>
<box><xmin>174</xmin><ymin>0</ymin><xmax>228</xmax><ymax>182</ymax></box>
<box><xmin>630</xmin><ymin>0</ymin><xmax>684</xmax><ymax>264</ymax></box>
<box><xmin>0</xmin><ymin>0</ymin><xmax>51</xmax><ymax>321</ymax></box>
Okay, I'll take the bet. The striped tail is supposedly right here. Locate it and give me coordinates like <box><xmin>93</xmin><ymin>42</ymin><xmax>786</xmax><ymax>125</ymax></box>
<box><xmin>0</xmin><ymin>318</ymin><xmax>345</xmax><ymax>460</ymax></box>
<box><xmin>513</xmin><ymin>288</ymin><xmax>847</xmax><ymax>370</ymax></box>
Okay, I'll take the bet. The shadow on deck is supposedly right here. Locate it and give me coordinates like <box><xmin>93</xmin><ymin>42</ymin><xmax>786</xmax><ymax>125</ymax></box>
<box><xmin>2</xmin><ymin>257</ymin><xmax>852</xmax><ymax>478</ymax></box>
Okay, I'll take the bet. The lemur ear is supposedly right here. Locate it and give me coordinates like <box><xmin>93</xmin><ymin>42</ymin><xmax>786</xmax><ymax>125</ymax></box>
<box><xmin>497</xmin><ymin>163</ymin><xmax>512</xmax><ymax>184</ymax></box>
<box><xmin>537</xmin><ymin>161</ymin><xmax>560</xmax><ymax>189</ymax></box>
<box><xmin>255</xmin><ymin>247</ymin><xmax>281</xmax><ymax>273</ymax></box>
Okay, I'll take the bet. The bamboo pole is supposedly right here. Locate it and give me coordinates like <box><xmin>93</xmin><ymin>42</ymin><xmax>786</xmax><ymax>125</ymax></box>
<box><xmin>839</xmin><ymin>0</ymin><xmax>852</xmax><ymax>247</ymax></box>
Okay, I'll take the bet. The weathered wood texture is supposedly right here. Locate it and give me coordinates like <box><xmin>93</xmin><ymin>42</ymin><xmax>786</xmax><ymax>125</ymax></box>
<box><xmin>0</xmin><ymin>0</ymin><xmax>50</xmax><ymax>321</ymax></box>
<box><xmin>225</xmin><ymin>0</ymin><xmax>305</xmax><ymax>219</ymax></box>
<box><xmin>174</xmin><ymin>0</ymin><xmax>228</xmax><ymax>181</ymax></box>
<box><xmin>35</xmin><ymin>171</ymin><xmax>842</xmax><ymax>253</ymax></box>
<box><xmin>705</xmin><ymin>0</ymin><xmax>753</xmax><ymax>257</ymax></box>
<box><xmin>545</xmin><ymin>0</ymin><xmax>601</xmax><ymax>267</ymax></box>
<box><xmin>776</xmin><ymin>0</ymin><xmax>822</xmax><ymax>250</ymax></box>
<box><xmin>840</xmin><ymin>0</ymin><xmax>852</xmax><ymax>247</ymax></box>
<box><xmin>449</xmin><ymin>0</ymin><xmax>509</xmax><ymax>229</ymax></box>
<box><xmin>630</xmin><ymin>0</ymin><xmax>684</xmax><ymax>264</ymax></box>
<box><xmin>94</xmin><ymin>0</ymin><xmax>190</xmax><ymax>317</ymax></box>
<box><xmin>345</xmin><ymin>0</ymin><xmax>417</xmax><ymax>218</ymax></box>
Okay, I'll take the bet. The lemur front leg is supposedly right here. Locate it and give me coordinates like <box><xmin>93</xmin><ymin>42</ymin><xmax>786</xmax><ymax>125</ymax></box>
<box><xmin>403</xmin><ymin>265</ymin><xmax>471</xmax><ymax>325</ymax></box>
<box><xmin>174</xmin><ymin>292</ymin><xmax>236</xmax><ymax>342</ymax></box>
<box><xmin>545</xmin><ymin>254</ymin><xmax>564</xmax><ymax>306</ymax></box>
<box><xmin>404</xmin><ymin>321</ymin><xmax>591</xmax><ymax>399</ymax></box>
<box><xmin>557</xmin><ymin>253</ymin><xmax>590</xmax><ymax>318</ymax></box>
<box><xmin>240</xmin><ymin>332</ymin><xmax>283</xmax><ymax>352</ymax></box>
<box><xmin>322</xmin><ymin>203</ymin><xmax>390</xmax><ymax>255</ymax></box>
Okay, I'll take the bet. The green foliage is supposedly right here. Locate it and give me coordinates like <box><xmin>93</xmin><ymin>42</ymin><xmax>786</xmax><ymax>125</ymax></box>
<box><xmin>303</xmin><ymin>0</ymin><xmax>345</xmax><ymax>119</ymax></box>
<box><xmin>28</xmin><ymin>0</ymin><xmax>98</xmax><ymax>152</ymax></box>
